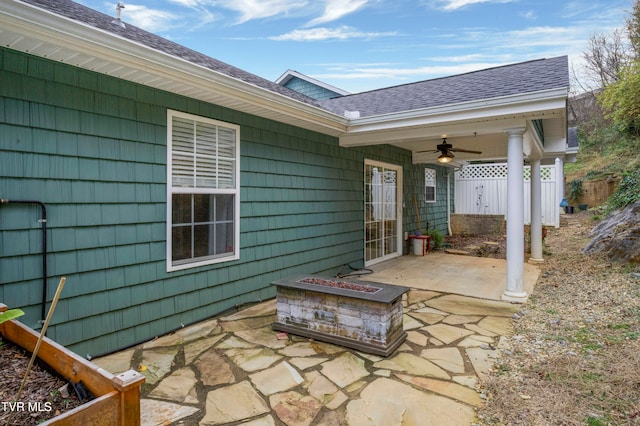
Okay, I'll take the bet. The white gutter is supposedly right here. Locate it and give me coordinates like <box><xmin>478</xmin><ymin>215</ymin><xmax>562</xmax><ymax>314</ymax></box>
<box><xmin>348</xmin><ymin>88</ymin><xmax>568</xmax><ymax>128</ymax></box>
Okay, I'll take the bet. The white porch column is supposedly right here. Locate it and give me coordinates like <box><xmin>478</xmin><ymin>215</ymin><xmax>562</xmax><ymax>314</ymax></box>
<box><xmin>503</xmin><ymin>127</ymin><xmax>528</xmax><ymax>303</ymax></box>
<box><xmin>529</xmin><ymin>158</ymin><xmax>544</xmax><ymax>263</ymax></box>
<box><xmin>556</xmin><ymin>157</ymin><xmax>565</xmax><ymax>205</ymax></box>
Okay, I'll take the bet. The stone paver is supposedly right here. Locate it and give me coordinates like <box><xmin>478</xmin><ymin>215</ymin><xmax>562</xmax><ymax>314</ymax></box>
<box><xmin>94</xmin><ymin>285</ymin><xmax>521</xmax><ymax>426</ymax></box>
<box><xmin>249</xmin><ymin>361</ymin><xmax>304</xmax><ymax>395</ymax></box>
<box><xmin>345</xmin><ymin>378</ymin><xmax>476</xmax><ymax>426</ymax></box>
<box><xmin>148</xmin><ymin>367</ymin><xmax>198</xmax><ymax>404</ymax></box>
<box><xmin>421</xmin><ymin>347</ymin><xmax>465</xmax><ymax>373</ymax></box>
<box><xmin>194</xmin><ymin>350</ymin><xmax>235</xmax><ymax>386</ymax></box>
<box><xmin>140</xmin><ymin>399</ymin><xmax>199</xmax><ymax>425</ymax></box>
<box><xmin>201</xmin><ymin>380</ymin><xmax>269</xmax><ymax>425</ymax></box>
<box><xmin>320</xmin><ymin>352</ymin><xmax>370</xmax><ymax>388</ymax></box>
<box><xmin>374</xmin><ymin>352</ymin><xmax>450</xmax><ymax>379</ymax></box>
<box><xmin>139</xmin><ymin>346</ymin><xmax>180</xmax><ymax>385</ymax></box>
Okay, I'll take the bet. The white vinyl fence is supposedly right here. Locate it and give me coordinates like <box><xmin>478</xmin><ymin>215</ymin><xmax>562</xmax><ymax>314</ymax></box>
<box><xmin>454</xmin><ymin>163</ymin><xmax>559</xmax><ymax>227</ymax></box>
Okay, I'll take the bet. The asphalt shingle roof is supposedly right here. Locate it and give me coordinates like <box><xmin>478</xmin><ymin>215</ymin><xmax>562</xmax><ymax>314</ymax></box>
<box><xmin>21</xmin><ymin>0</ymin><xmax>569</xmax><ymax>120</ymax></box>
<box><xmin>318</xmin><ymin>56</ymin><xmax>569</xmax><ymax>118</ymax></box>
<box><xmin>21</xmin><ymin>0</ymin><xmax>321</xmax><ymax>107</ymax></box>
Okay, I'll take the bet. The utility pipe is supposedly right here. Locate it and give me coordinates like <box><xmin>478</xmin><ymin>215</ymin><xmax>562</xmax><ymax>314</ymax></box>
<box><xmin>0</xmin><ymin>198</ymin><xmax>48</xmax><ymax>322</ymax></box>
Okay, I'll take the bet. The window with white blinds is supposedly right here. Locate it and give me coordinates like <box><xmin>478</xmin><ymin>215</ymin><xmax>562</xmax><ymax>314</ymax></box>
<box><xmin>166</xmin><ymin>110</ymin><xmax>240</xmax><ymax>271</ymax></box>
<box><xmin>425</xmin><ymin>168</ymin><xmax>436</xmax><ymax>203</ymax></box>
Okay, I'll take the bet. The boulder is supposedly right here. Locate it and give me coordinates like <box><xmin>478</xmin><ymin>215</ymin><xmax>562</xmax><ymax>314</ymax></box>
<box><xmin>583</xmin><ymin>200</ymin><xmax>640</xmax><ymax>264</ymax></box>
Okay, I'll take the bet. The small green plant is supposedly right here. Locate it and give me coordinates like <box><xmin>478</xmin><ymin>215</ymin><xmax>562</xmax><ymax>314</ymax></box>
<box><xmin>586</xmin><ymin>416</ymin><xmax>606</xmax><ymax>426</ymax></box>
<box><xmin>425</xmin><ymin>228</ymin><xmax>444</xmax><ymax>249</ymax></box>
<box><xmin>568</xmin><ymin>177</ymin><xmax>584</xmax><ymax>201</ymax></box>
<box><xmin>0</xmin><ymin>309</ymin><xmax>24</xmax><ymax>325</ymax></box>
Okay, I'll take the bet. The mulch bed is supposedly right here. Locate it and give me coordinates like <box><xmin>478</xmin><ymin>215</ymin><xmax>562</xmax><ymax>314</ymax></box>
<box><xmin>445</xmin><ymin>233</ymin><xmax>507</xmax><ymax>259</ymax></box>
<box><xmin>0</xmin><ymin>337</ymin><xmax>85</xmax><ymax>425</ymax></box>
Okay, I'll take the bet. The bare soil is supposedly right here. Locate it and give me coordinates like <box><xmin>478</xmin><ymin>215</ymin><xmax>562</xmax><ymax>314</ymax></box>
<box><xmin>0</xmin><ymin>338</ymin><xmax>85</xmax><ymax>425</ymax></box>
<box><xmin>445</xmin><ymin>233</ymin><xmax>507</xmax><ymax>259</ymax></box>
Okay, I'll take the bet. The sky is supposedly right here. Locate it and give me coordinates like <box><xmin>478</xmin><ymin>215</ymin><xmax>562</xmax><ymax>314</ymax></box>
<box><xmin>77</xmin><ymin>0</ymin><xmax>634</xmax><ymax>94</ymax></box>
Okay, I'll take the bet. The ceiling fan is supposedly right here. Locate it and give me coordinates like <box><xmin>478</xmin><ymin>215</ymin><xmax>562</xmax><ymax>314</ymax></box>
<box><xmin>417</xmin><ymin>137</ymin><xmax>482</xmax><ymax>163</ymax></box>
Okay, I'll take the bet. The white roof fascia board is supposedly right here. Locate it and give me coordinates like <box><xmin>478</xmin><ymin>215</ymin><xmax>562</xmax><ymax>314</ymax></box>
<box><xmin>340</xmin><ymin>117</ymin><xmax>531</xmax><ymax>147</ymax></box>
<box><xmin>1</xmin><ymin>1</ymin><xmax>349</xmax><ymax>135</ymax></box>
<box><xmin>339</xmin><ymin>94</ymin><xmax>566</xmax><ymax>147</ymax></box>
<box><xmin>276</xmin><ymin>69</ymin><xmax>350</xmax><ymax>95</ymax></box>
<box><xmin>344</xmin><ymin>88</ymin><xmax>568</xmax><ymax>132</ymax></box>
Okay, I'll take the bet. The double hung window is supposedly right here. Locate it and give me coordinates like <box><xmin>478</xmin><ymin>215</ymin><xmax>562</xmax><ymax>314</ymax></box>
<box><xmin>166</xmin><ymin>110</ymin><xmax>240</xmax><ymax>271</ymax></box>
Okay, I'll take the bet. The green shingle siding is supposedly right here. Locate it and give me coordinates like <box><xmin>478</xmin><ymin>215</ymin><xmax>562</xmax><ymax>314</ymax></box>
<box><xmin>0</xmin><ymin>47</ymin><xmax>450</xmax><ymax>356</ymax></box>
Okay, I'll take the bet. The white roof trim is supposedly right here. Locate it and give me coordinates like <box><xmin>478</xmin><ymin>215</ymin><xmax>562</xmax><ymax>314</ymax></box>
<box><xmin>275</xmin><ymin>69</ymin><xmax>351</xmax><ymax>96</ymax></box>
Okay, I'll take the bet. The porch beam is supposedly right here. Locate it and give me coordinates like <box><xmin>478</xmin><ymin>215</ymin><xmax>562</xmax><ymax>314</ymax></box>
<box><xmin>503</xmin><ymin>127</ymin><xmax>528</xmax><ymax>303</ymax></box>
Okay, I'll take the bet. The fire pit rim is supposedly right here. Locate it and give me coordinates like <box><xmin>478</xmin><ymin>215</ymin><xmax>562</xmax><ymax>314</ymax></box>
<box><xmin>270</xmin><ymin>274</ymin><xmax>408</xmax><ymax>302</ymax></box>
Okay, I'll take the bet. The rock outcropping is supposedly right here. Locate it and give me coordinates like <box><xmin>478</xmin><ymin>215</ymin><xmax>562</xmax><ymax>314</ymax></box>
<box><xmin>583</xmin><ymin>200</ymin><xmax>640</xmax><ymax>264</ymax></box>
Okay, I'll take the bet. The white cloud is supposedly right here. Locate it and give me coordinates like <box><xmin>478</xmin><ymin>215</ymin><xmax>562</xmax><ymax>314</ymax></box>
<box><xmin>315</xmin><ymin>62</ymin><xmax>504</xmax><ymax>82</ymax></box>
<box><xmin>432</xmin><ymin>0</ymin><xmax>514</xmax><ymax>11</ymax></box>
<box><xmin>270</xmin><ymin>26</ymin><xmax>397</xmax><ymax>41</ymax></box>
<box><xmin>520</xmin><ymin>10</ymin><xmax>536</xmax><ymax>21</ymax></box>
<box><xmin>212</xmin><ymin>0</ymin><xmax>309</xmax><ymax>24</ymax></box>
<box><xmin>306</xmin><ymin>0</ymin><xmax>369</xmax><ymax>27</ymax></box>
<box><xmin>119</xmin><ymin>4</ymin><xmax>179</xmax><ymax>32</ymax></box>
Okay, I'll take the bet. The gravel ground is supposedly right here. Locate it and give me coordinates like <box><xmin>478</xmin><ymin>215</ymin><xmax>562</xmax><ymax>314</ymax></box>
<box><xmin>476</xmin><ymin>211</ymin><xmax>640</xmax><ymax>425</ymax></box>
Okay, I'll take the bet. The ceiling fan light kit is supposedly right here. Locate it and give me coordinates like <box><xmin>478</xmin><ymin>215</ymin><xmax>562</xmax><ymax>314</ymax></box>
<box><xmin>418</xmin><ymin>137</ymin><xmax>482</xmax><ymax>163</ymax></box>
<box><xmin>438</xmin><ymin>153</ymin><xmax>453</xmax><ymax>163</ymax></box>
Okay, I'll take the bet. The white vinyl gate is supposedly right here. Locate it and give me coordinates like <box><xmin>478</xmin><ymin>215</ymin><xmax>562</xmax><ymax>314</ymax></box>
<box><xmin>454</xmin><ymin>163</ymin><xmax>559</xmax><ymax>227</ymax></box>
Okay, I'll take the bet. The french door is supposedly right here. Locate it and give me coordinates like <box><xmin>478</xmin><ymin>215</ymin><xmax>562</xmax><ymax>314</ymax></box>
<box><xmin>364</xmin><ymin>160</ymin><xmax>402</xmax><ymax>266</ymax></box>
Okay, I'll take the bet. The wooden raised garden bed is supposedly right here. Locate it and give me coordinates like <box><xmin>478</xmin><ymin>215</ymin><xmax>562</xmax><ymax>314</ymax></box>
<box><xmin>271</xmin><ymin>275</ymin><xmax>408</xmax><ymax>356</ymax></box>
<box><xmin>0</xmin><ymin>303</ymin><xmax>144</xmax><ymax>425</ymax></box>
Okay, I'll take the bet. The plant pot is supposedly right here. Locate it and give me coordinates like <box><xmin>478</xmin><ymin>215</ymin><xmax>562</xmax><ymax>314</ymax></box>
<box><xmin>579</xmin><ymin>204</ymin><xmax>587</xmax><ymax>211</ymax></box>
<box><xmin>564</xmin><ymin>206</ymin><xmax>574</xmax><ymax>214</ymax></box>
<box><xmin>0</xmin><ymin>303</ymin><xmax>144</xmax><ymax>425</ymax></box>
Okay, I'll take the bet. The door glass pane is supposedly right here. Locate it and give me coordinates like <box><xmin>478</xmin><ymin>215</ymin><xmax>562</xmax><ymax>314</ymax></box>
<box><xmin>365</xmin><ymin>162</ymin><xmax>400</xmax><ymax>264</ymax></box>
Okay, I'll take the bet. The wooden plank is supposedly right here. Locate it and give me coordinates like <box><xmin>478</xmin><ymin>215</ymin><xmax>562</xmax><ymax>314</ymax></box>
<box><xmin>43</xmin><ymin>391</ymin><xmax>120</xmax><ymax>426</ymax></box>
<box><xmin>0</xmin><ymin>319</ymin><xmax>115</xmax><ymax>396</ymax></box>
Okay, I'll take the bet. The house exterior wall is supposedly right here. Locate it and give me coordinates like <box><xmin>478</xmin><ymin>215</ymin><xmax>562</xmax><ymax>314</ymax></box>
<box><xmin>0</xmin><ymin>48</ymin><xmax>448</xmax><ymax>357</ymax></box>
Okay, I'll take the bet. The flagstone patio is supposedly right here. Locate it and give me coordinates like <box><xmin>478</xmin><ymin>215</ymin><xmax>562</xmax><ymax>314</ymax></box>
<box><xmin>94</xmin><ymin>281</ymin><xmax>523</xmax><ymax>425</ymax></box>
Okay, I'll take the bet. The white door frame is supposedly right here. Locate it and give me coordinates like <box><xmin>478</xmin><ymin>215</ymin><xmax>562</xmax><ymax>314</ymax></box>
<box><xmin>364</xmin><ymin>159</ymin><xmax>403</xmax><ymax>266</ymax></box>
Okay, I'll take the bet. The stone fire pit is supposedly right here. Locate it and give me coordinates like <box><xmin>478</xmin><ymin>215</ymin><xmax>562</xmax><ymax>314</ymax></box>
<box><xmin>271</xmin><ymin>275</ymin><xmax>408</xmax><ymax>356</ymax></box>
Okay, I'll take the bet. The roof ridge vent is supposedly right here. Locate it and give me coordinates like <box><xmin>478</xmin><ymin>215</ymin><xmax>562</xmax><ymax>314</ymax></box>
<box><xmin>111</xmin><ymin>2</ymin><xmax>126</xmax><ymax>29</ymax></box>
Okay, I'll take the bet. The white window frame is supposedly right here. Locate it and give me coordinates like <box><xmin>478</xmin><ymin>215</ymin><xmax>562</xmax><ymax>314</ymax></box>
<box><xmin>166</xmin><ymin>110</ymin><xmax>240</xmax><ymax>272</ymax></box>
<box><xmin>425</xmin><ymin>168</ymin><xmax>436</xmax><ymax>203</ymax></box>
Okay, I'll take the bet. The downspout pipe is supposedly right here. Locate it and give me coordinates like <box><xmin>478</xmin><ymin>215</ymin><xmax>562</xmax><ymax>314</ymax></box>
<box><xmin>0</xmin><ymin>198</ymin><xmax>48</xmax><ymax>323</ymax></box>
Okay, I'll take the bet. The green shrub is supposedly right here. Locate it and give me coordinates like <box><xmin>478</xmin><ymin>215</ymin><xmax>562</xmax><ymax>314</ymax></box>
<box><xmin>605</xmin><ymin>167</ymin><xmax>640</xmax><ymax>213</ymax></box>
<box><xmin>568</xmin><ymin>178</ymin><xmax>584</xmax><ymax>201</ymax></box>
<box><xmin>425</xmin><ymin>228</ymin><xmax>444</xmax><ymax>249</ymax></box>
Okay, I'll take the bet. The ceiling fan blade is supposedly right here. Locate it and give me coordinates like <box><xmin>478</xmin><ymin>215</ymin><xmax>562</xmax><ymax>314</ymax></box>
<box><xmin>450</xmin><ymin>148</ymin><xmax>482</xmax><ymax>154</ymax></box>
<box><xmin>415</xmin><ymin>149</ymin><xmax>439</xmax><ymax>154</ymax></box>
